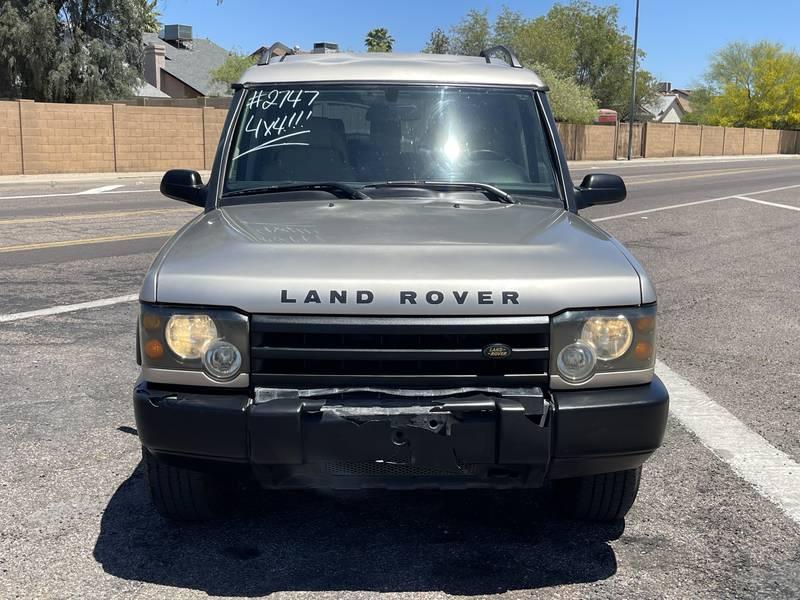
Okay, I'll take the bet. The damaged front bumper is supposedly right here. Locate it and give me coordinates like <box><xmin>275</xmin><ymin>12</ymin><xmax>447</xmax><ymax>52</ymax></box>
<box><xmin>133</xmin><ymin>377</ymin><xmax>668</xmax><ymax>489</ymax></box>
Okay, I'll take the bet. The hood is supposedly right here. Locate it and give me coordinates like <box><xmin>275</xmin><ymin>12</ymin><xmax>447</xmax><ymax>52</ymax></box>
<box><xmin>147</xmin><ymin>198</ymin><xmax>643</xmax><ymax>315</ymax></box>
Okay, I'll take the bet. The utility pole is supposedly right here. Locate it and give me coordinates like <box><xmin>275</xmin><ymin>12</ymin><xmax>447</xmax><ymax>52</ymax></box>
<box><xmin>627</xmin><ymin>0</ymin><xmax>640</xmax><ymax>160</ymax></box>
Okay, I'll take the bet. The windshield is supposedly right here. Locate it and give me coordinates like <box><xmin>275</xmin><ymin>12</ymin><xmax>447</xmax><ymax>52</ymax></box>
<box><xmin>223</xmin><ymin>84</ymin><xmax>561</xmax><ymax>203</ymax></box>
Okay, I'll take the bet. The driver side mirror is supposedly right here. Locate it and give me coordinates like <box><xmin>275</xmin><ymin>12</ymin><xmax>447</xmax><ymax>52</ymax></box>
<box><xmin>575</xmin><ymin>173</ymin><xmax>626</xmax><ymax>210</ymax></box>
<box><xmin>161</xmin><ymin>169</ymin><xmax>206</xmax><ymax>207</ymax></box>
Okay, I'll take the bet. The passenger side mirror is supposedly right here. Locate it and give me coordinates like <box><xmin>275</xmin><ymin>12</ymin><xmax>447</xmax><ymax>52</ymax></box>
<box><xmin>575</xmin><ymin>173</ymin><xmax>626</xmax><ymax>210</ymax></box>
<box><xmin>160</xmin><ymin>169</ymin><xmax>206</xmax><ymax>207</ymax></box>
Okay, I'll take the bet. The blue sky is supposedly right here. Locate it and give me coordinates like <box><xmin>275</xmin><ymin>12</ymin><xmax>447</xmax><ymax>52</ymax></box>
<box><xmin>157</xmin><ymin>0</ymin><xmax>800</xmax><ymax>89</ymax></box>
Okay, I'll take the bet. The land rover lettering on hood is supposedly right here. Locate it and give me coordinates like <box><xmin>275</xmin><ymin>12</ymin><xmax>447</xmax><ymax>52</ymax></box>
<box><xmin>134</xmin><ymin>45</ymin><xmax>668</xmax><ymax>523</ymax></box>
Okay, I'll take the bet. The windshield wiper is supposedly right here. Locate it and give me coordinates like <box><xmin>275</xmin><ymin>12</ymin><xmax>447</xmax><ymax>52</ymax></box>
<box><xmin>224</xmin><ymin>182</ymin><xmax>371</xmax><ymax>200</ymax></box>
<box><xmin>363</xmin><ymin>181</ymin><xmax>515</xmax><ymax>204</ymax></box>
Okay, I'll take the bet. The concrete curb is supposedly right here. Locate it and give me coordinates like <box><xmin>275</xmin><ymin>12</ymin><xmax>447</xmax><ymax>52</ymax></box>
<box><xmin>0</xmin><ymin>171</ymin><xmax>212</xmax><ymax>185</ymax></box>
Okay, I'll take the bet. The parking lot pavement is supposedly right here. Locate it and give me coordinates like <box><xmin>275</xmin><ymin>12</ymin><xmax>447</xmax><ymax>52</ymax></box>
<box><xmin>1</xmin><ymin>157</ymin><xmax>800</xmax><ymax>599</ymax></box>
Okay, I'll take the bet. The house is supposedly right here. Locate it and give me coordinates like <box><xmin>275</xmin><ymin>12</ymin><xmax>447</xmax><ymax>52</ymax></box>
<box><xmin>142</xmin><ymin>25</ymin><xmax>232</xmax><ymax>98</ymax></box>
<box><xmin>642</xmin><ymin>83</ymin><xmax>692</xmax><ymax>123</ymax></box>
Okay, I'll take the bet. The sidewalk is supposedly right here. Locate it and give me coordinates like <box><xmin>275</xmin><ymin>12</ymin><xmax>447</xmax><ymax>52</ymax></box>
<box><xmin>0</xmin><ymin>154</ymin><xmax>797</xmax><ymax>185</ymax></box>
<box><xmin>0</xmin><ymin>170</ymin><xmax>211</xmax><ymax>186</ymax></box>
<box><xmin>568</xmin><ymin>153</ymin><xmax>799</xmax><ymax>169</ymax></box>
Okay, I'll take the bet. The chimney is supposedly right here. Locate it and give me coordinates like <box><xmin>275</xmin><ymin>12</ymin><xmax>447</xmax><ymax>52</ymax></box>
<box><xmin>657</xmin><ymin>81</ymin><xmax>672</xmax><ymax>94</ymax></box>
<box><xmin>144</xmin><ymin>42</ymin><xmax>166</xmax><ymax>91</ymax></box>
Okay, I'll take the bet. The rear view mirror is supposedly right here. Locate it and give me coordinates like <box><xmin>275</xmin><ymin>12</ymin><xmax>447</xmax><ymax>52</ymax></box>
<box><xmin>161</xmin><ymin>169</ymin><xmax>206</xmax><ymax>207</ymax></box>
<box><xmin>575</xmin><ymin>173</ymin><xmax>626</xmax><ymax>210</ymax></box>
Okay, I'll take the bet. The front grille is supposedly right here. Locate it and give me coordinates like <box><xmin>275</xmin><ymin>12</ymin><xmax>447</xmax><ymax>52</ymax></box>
<box><xmin>250</xmin><ymin>315</ymin><xmax>549</xmax><ymax>388</ymax></box>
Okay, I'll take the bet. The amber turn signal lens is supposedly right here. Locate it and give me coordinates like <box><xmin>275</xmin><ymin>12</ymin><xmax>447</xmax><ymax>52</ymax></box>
<box><xmin>636</xmin><ymin>316</ymin><xmax>656</xmax><ymax>334</ymax></box>
<box><xmin>142</xmin><ymin>314</ymin><xmax>161</xmax><ymax>330</ymax></box>
<box><xmin>633</xmin><ymin>341</ymin><xmax>653</xmax><ymax>361</ymax></box>
<box><xmin>144</xmin><ymin>339</ymin><xmax>165</xmax><ymax>360</ymax></box>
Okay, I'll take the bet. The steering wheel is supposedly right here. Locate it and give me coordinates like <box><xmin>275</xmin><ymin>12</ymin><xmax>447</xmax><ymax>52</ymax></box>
<box><xmin>468</xmin><ymin>149</ymin><xmax>508</xmax><ymax>161</ymax></box>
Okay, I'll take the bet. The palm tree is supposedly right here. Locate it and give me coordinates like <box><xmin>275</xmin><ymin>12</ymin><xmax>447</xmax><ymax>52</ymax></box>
<box><xmin>364</xmin><ymin>28</ymin><xmax>395</xmax><ymax>53</ymax></box>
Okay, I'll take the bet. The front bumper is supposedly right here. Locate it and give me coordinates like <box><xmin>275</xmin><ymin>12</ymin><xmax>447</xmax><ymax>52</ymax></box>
<box><xmin>133</xmin><ymin>377</ymin><xmax>668</xmax><ymax>488</ymax></box>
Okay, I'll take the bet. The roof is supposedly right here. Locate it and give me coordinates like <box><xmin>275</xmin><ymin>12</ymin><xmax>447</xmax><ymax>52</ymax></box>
<box><xmin>143</xmin><ymin>32</ymin><xmax>231</xmax><ymax>96</ymax></box>
<box><xmin>238</xmin><ymin>52</ymin><xmax>546</xmax><ymax>88</ymax></box>
<box><xmin>643</xmin><ymin>94</ymin><xmax>685</xmax><ymax>120</ymax></box>
<box><xmin>135</xmin><ymin>81</ymin><xmax>170</xmax><ymax>98</ymax></box>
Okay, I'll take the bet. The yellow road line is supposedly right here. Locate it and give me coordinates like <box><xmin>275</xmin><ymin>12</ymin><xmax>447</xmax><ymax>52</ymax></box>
<box><xmin>626</xmin><ymin>165</ymin><xmax>800</xmax><ymax>185</ymax></box>
<box><xmin>0</xmin><ymin>230</ymin><xmax>175</xmax><ymax>253</ymax></box>
<box><xmin>0</xmin><ymin>207</ymin><xmax>197</xmax><ymax>226</ymax></box>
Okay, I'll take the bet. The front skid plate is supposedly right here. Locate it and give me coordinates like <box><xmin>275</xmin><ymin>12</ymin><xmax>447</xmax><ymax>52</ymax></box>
<box><xmin>247</xmin><ymin>392</ymin><xmax>551</xmax><ymax>479</ymax></box>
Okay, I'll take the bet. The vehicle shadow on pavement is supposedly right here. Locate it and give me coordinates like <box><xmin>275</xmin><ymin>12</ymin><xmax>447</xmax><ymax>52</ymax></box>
<box><xmin>94</xmin><ymin>463</ymin><xmax>623</xmax><ymax>596</ymax></box>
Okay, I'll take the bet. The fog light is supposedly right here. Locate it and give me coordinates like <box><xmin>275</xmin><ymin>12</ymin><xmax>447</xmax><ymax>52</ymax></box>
<box><xmin>202</xmin><ymin>340</ymin><xmax>242</xmax><ymax>380</ymax></box>
<box><xmin>557</xmin><ymin>341</ymin><xmax>596</xmax><ymax>382</ymax></box>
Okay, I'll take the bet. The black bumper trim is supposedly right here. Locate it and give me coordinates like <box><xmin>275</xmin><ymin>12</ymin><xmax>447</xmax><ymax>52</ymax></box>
<box><xmin>548</xmin><ymin>376</ymin><xmax>669</xmax><ymax>479</ymax></box>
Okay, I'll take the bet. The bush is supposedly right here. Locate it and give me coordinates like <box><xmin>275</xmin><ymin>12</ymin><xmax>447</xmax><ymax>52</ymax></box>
<box><xmin>533</xmin><ymin>63</ymin><xmax>598</xmax><ymax>124</ymax></box>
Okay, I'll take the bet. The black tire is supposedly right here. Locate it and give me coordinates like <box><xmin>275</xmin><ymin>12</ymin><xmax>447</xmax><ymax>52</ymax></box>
<box><xmin>554</xmin><ymin>466</ymin><xmax>642</xmax><ymax>522</ymax></box>
<box><xmin>142</xmin><ymin>447</ymin><xmax>231</xmax><ymax>521</ymax></box>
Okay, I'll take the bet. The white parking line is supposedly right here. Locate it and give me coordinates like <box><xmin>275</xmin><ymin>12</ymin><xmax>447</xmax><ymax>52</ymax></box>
<box><xmin>734</xmin><ymin>195</ymin><xmax>800</xmax><ymax>212</ymax></box>
<box><xmin>0</xmin><ymin>294</ymin><xmax>138</xmax><ymax>323</ymax></box>
<box><xmin>593</xmin><ymin>183</ymin><xmax>800</xmax><ymax>222</ymax></box>
<box><xmin>657</xmin><ymin>360</ymin><xmax>800</xmax><ymax>525</ymax></box>
<box><xmin>0</xmin><ymin>189</ymin><xmax>159</xmax><ymax>201</ymax></box>
<box><xmin>80</xmin><ymin>184</ymin><xmax>124</xmax><ymax>194</ymax></box>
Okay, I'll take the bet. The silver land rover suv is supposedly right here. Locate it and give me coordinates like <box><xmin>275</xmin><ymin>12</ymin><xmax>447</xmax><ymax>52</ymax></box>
<box><xmin>134</xmin><ymin>45</ymin><xmax>669</xmax><ymax>522</ymax></box>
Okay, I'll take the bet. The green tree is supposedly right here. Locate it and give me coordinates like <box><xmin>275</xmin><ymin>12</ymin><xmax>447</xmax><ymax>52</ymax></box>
<box><xmin>209</xmin><ymin>51</ymin><xmax>257</xmax><ymax>93</ymax></box>
<box><xmin>0</xmin><ymin>0</ymin><xmax>146</xmax><ymax>102</ymax></box>
<box><xmin>441</xmin><ymin>2</ymin><xmax>658</xmax><ymax>119</ymax></box>
<box><xmin>693</xmin><ymin>41</ymin><xmax>800</xmax><ymax>129</ymax></box>
<box><xmin>138</xmin><ymin>0</ymin><xmax>160</xmax><ymax>33</ymax></box>
<box><xmin>448</xmin><ymin>9</ymin><xmax>491</xmax><ymax>56</ymax></box>
<box><xmin>364</xmin><ymin>27</ymin><xmax>395</xmax><ymax>53</ymax></box>
<box><xmin>534</xmin><ymin>62</ymin><xmax>598</xmax><ymax>123</ymax></box>
<box><xmin>422</xmin><ymin>27</ymin><xmax>450</xmax><ymax>54</ymax></box>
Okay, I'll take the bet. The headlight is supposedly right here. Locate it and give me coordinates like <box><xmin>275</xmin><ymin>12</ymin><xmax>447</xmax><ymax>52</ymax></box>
<box><xmin>202</xmin><ymin>340</ymin><xmax>243</xmax><ymax>380</ymax></box>
<box><xmin>139</xmin><ymin>304</ymin><xmax>249</xmax><ymax>385</ymax></box>
<box><xmin>556</xmin><ymin>341</ymin><xmax>596</xmax><ymax>382</ymax></box>
<box><xmin>581</xmin><ymin>315</ymin><xmax>632</xmax><ymax>360</ymax></box>
<box><xmin>165</xmin><ymin>314</ymin><xmax>218</xmax><ymax>359</ymax></box>
<box><xmin>551</xmin><ymin>305</ymin><xmax>656</xmax><ymax>387</ymax></box>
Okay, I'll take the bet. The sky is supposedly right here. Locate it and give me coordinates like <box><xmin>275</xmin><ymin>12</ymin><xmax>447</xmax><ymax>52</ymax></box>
<box><xmin>157</xmin><ymin>0</ymin><xmax>800</xmax><ymax>89</ymax></box>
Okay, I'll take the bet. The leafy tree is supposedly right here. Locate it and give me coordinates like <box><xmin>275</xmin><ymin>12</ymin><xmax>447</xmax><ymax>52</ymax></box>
<box><xmin>138</xmin><ymin>0</ymin><xmax>160</xmax><ymax>33</ymax></box>
<box><xmin>534</xmin><ymin>62</ymin><xmax>598</xmax><ymax>123</ymax></box>
<box><xmin>692</xmin><ymin>41</ymin><xmax>800</xmax><ymax>129</ymax></box>
<box><xmin>422</xmin><ymin>27</ymin><xmax>450</xmax><ymax>54</ymax></box>
<box><xmin>441</xmin><ymin>2</ymin><xmax>658</xmax><ymax>119</ymax></box>
<box><xmin>0</xmin><ymin>0</ymin><xmax>146</xmax><ymax>102</ymax></box>
<box><xmin>448</xmin><ymin>9</ymin><xmax>491</xmax><ymax>56</ymax></box>
<box><xmin>364</xmin><ymin>27</ymin><xmax>395</xmax><ymax>53</ymax></box>
<box><xmin>209</xmin><ymin>51</ymin><xmax>257</xmax><ymax>93</ymax></box>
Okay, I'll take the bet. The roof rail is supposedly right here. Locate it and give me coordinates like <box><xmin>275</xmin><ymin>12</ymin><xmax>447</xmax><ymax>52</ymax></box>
<box><xmin>479</xmin><ymin>45</ymin><xmax>522</xmax><ymax>68</ymax></box>
<box><xmin>258</xmin><ymin>42</ymin><xmax>295</xmax><ymax>66</ymax></box>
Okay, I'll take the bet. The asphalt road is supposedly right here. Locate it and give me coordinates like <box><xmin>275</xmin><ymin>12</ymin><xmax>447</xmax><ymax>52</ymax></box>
<box><xmin>1</xmin><ymin>156</ymin><xmax>800</xmax><ymax>599</ymax></box>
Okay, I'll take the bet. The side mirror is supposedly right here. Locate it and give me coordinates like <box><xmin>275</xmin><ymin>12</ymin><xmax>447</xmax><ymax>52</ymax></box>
<box><xmin>575</xmin><ymin>173</ymin><xmax>626</xmax><ymax>210</ymax></box>
<box><xmin>161</xmin><ymin>169</ymin><xmax>206</xmax><ymax>207</ymax></box>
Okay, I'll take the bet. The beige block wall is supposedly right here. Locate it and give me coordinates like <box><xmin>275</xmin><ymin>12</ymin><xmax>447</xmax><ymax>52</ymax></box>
<box><xmin>0</xmin><ymin>101</ymin><xmax>23</xmax><ymax>175</ymax></box>
<box><xmin>700</xmin><ymin>126</ymin><xmax>725</xmax><ymax>156</ymax></box>
<box><xmin>113</xmin><ymin>105</ymin><xmax>204</xmax><ymax>172</ymax></box>
<box><xmin>723</xmin><ymin>127</ymin><xmax>745</xmax><ymax>155</ymax></box>
<box><xmin>743</xmin><ymin>128</ymin><xmax>763</xmax><ymax>155</ymax></box>
<box><xmin>673</xmin><ymin>125</ymin><xmax>701</xmax><ymax>156</ymax></box>
<box><xmin>203</xmin><ymin>107</ymin><xmax>227</xmax><ymax>169</ymax></box>
<box><xmin>762</xmin><ymin>129</ymin><xmax>780</xmax><ymax>154</ymax></box>
<box><xmin>19</xmin><ymin>101</ymin><xmax>115</xmax><ymax>174</ymax></box>
<box><xmin>574</xmin><ymin>125</ymin><xmax>615</xmax><ymax>160</ymax></box>
<box><xmin>644</xmin><ymin>123</ymin><xmax>676</xmax><ymax>158</ymax></box>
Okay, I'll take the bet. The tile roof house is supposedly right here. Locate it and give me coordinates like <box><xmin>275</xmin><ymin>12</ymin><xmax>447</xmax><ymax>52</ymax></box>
<box><xmin>142</xmin><ymin>25</ymin><xmax>232</xmax><ymax>98</ymax></box>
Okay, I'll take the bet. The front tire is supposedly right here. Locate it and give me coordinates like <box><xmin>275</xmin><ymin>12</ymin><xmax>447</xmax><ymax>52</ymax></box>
<box><xmin>554</xmin><ymin>466</ymin><xmax>642</xmax><ymax>522</ymax></box>
<box><xmin>142</xmin><ymin>447</ymin><xmax>231</xmax><ymax>521</ymax></box>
